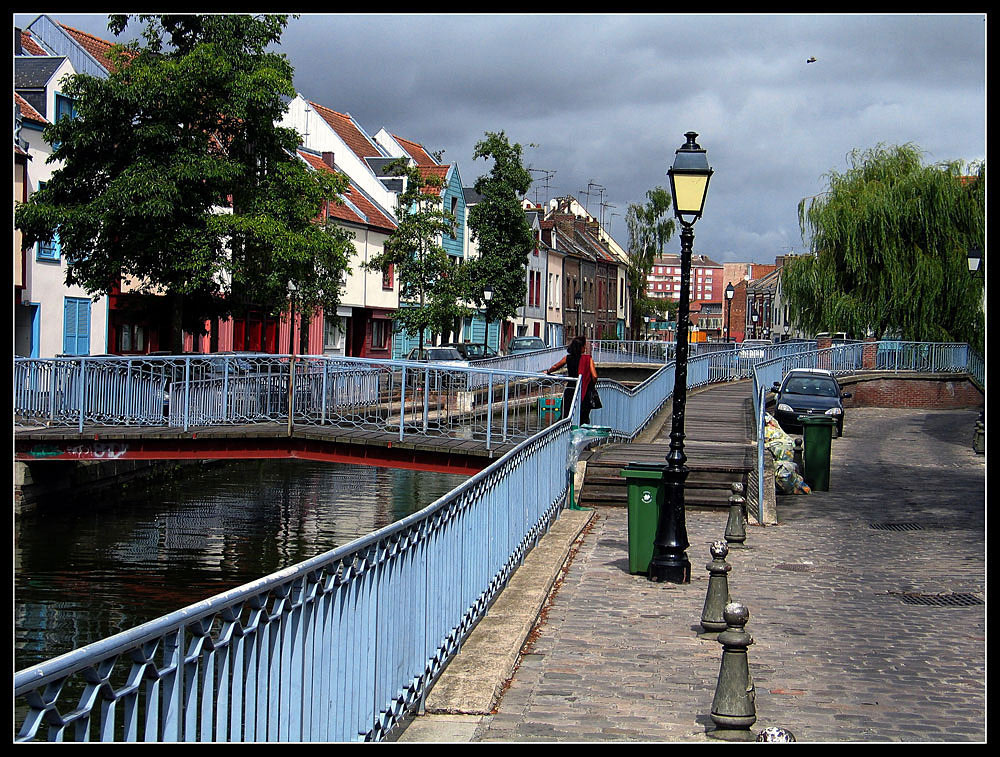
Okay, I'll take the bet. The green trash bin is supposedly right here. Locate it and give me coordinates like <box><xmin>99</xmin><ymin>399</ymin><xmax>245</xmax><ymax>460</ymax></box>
<box><xmin>799</xmin><ymin>415</ymin><xmax>836</xmax><ymax>491</ymax></box>
<box><xmin>620</xmin><ymin>462</ymin><xmax>664</xmax><ymax>575</ymax></box>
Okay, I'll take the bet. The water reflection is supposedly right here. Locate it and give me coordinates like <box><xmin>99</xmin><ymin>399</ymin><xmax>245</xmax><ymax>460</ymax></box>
<box><xmin>14</xmin><ymin>459</ymin><xmax>468</xmax><ymax>672</ymax></box>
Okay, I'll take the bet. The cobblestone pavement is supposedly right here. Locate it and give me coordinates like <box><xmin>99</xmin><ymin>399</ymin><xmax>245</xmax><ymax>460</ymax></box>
<box><xmin>475</xmin><ymin>408</ymin><xmax>986</xmax><ymax>742</ymax></box>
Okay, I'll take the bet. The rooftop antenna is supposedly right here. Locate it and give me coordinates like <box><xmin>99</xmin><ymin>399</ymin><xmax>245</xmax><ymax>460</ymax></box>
<box><xmin>585</xmin><ymin>181</ymin><xmax>605</xmax><ymax>216</ymax></box>
<box><xmin>529</xmin><ymin>168</ymin><xmax>556</xmax><ymax>206</ymax></box>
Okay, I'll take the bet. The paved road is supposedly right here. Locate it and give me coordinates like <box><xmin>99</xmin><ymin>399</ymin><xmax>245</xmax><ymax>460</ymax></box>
<box><xmin>473</xmin><ymin>407</ymin><xmax>985</xmax><ymax>742</ymax></box>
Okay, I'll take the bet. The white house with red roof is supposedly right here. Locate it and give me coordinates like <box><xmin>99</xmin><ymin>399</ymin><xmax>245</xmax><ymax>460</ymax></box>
<box><xmin>15</xmin><ymin>28</ymin><xmax>110</xmax><ymax>358</ymax></box>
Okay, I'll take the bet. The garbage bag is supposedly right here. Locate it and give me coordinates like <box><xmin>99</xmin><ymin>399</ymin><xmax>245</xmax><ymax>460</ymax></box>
<box><xmin>763</xmin><ymin>413</ymin><xmax>795</xmax><ymax>462</ymax></box>
<box><xmin>775</xmin><ymin>460</ymin><xmax>811</xmax><ymax>495</ymax></box>
<box><xmin>567</xmin><ymin>425</ymin><xmax>612</xmax><ymax>470</ymax></box>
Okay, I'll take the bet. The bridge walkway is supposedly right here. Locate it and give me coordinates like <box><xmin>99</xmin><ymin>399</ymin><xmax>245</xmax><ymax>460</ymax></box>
<box><xmin>578</xmin><ymin>381</ymin><xmax>756</xmax><ymax>510</ymax></box>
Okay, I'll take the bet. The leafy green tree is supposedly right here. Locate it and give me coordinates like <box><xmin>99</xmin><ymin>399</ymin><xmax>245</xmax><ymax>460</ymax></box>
<box><xmin>14</xmin><ymin>14</ymin><xmax>354</xmax><ymax>352</ymax></box>
<box><xmin>465</xmin><ymin>131</ymin><xmax>535</xmax><ymax>333</ymax></box>
<box><xmin>625</xmin><ymin>187</ymin><xmax>675</xmax><ymax>339</ymax></box>
<box><xmin>784</xmin><ymin>144</ymin><xmax>984</xmax><ymax>348</ymax></box>
<box><xmin>366</xmin><ymin>159</ymin><xmax>464</xmax><ymax>352</ymax></box>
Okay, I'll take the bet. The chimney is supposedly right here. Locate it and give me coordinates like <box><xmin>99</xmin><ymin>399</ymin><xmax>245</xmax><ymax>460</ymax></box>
<box><xmin>322</xmin><ymin>151</ymin><xmax>335</xmax><ymax>168</ymax></box>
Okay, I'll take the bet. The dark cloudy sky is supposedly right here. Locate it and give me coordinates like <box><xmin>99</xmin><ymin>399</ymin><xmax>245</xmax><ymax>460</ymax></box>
<box><xmin>17</xmin><ymin>13</ymin><xmax>986</xmax><ymax>265</ymax></box>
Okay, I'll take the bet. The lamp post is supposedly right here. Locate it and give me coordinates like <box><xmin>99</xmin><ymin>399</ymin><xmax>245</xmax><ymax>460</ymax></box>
<box><xmin>725</xmin><ymin>283</ymin><xmax>735</xmax><ymax>343</ymax></box>
<box><xmin>644</xmin><ymin>315</ymin><xmax>650</xmax><ymax>341</ymax></box>
<box><xmin>783</xmin><ymin>324</ymin><xmax>790</xmax><ymax>342</ymax></box>
<box><xmin>649</xmin><ymin>131</ymin><xmax>712</xmax><ymax>584</ymax></box>
<box><xmin>483</xmin><ymin>285</ymin><xmax>494</xmax><ymax>350</ymax></box>
<box><xmin>574</xmin><ymin>289</ymin><xmax>583</xmax><ymax>338</ymax></box>
<box><xmin>751</xmin><ymin>311</ymin><xmax>758</xmax><ymax>340</ymax></box>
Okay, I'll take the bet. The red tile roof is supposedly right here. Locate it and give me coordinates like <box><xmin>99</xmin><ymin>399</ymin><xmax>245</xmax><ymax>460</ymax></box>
<box><xmin>15</xmin><ymin>92</ymin><xmax>47</xmax><ymax>124</ymax></box>
<box><xmin>59</xmin><ymin>23</ymin><xmax>134</xmax><ymax>72</ymax></box>
<box><xmin>392</xmin><ymin>133</ymin><xmax>436</xmax><ymax>166</ymax></box>
<box><xmin>417</xmin><ymin>164</ymin><xmax>450</xmax><ymax>197</ymax></box>
<box><xmin>297</xmin><ymin>149</ymin><xmax>396</xmax><ymax>233</ymax></box>
<box><xmin>19</xmin><ymin>30</ymin><xmax>49</xmax><ymax>56</ymax></box>
<box><xmin>308</xmin><ymin>101</ymin><xmax>382</xmax><ymax>162</ymax></box>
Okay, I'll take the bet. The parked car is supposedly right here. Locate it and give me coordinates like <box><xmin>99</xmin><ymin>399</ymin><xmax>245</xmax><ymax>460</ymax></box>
<box><xmin>506</xmin><ymin>336</ymin><xmax>547</xmax><ymax>355</ymax></box>
<box><xmin>771</xmin><ymin>368</ymin><xmax>852</xmax><ymax>437</ymax></box>
<box><xmin>404</xmin><ymin>347</ymin><xmax>469</xmax><ymax>368</ymax></box>
<box><xmin>447</xmin><ymin>342</ymin><xmax>499</xmax><ymax>361</ymax></box>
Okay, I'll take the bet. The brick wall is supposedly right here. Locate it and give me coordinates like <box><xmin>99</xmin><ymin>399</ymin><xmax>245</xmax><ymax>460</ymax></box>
<box><xmin>840</xmin><ymin>375</ymin><xmax>984</xmax><ymax>410</ymax></box>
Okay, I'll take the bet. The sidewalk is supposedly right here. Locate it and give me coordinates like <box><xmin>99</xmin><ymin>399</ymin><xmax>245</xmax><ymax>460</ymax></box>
<box><xmin>400</xmin><ymin>407</ymin><xmax>985</xmax><ymax>742</ymax></box>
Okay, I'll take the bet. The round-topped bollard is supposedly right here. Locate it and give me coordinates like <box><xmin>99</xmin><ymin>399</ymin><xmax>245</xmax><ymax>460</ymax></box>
<box><xmin>757</xmin><ymin>726</ymin><xmax>797</xmax><ymax>742</ymax></box>
<box><xmin>700</xmin><ymin>540</ymin><xmax>731</xmax><ymax>634</ymax></box>
<box><xmin>724</xmin><ymin>482</ymin><xmax>747</xmax><ymax>546</ymax></box>
<box><xmin>708</xmin><ymin>601</ymin><xmax>756</xmax><ymax>741</ymax></box>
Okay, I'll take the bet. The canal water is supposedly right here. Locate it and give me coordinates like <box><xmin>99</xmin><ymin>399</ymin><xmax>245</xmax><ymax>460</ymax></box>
<box><xmin>14</xmin><ymin>459</ymin><xmax>468</xmax><ymax>672</ymax></box>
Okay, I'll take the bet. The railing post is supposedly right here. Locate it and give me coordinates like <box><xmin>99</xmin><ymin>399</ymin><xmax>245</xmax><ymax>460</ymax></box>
<box><xmin>287</xmin><ymin>355</ymin><xmax>296</xmax><ymax>438</ymax></box>
<box><xmin>321</xmin><ymin>359</ymin><xmax>328</xmax><ymax>425</ymax></box>
<box><xmin>222</xmin><ymin>357</ymin><xmax>229</xmax><ymax>423</ymax></box>
<box><xmin>78</xmin><ymin>358</ymin><xmax>86</xmax><ymax>433</ymax></box>
<box><xmin>502</xmin><ymin>376</ymin><xmax>510</xmax><ymax>442</ymax></box>
<box><xmin>399</xmin><ymin>364</ymin><xmax>407</xmax><ymax>441</ymax></box>
<box><xmin>422</xmin><ymin>367</ymin><xmax>430</xmax><ymax>433</ymax></box>
<box><xmin>49</xmin><ymin>362</ymin><xmax>56</xmax><ymax>423</ymax></box>
<box><xmin>183</xmin><ymin>357</ymin><xmax>191</xmax><ymax>432</ymax></box>
<box><xmin>486</xmin><ymin>372</ymin><xmax>494</xmax><ymax>451</ymax></box>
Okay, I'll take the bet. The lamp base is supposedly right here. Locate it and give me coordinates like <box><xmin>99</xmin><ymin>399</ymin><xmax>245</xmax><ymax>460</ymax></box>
<box><xmin>647</xmin><ymin>558</ymin><xmax>691</xmax><ymax>584</ymax></box>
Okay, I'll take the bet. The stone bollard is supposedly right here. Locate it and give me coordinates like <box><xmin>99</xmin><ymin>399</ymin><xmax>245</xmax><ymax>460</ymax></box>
<box><xmin>708</xmin><ymin>602</ymin><xmax>756</xmax><ymax>741</ymax></box>
<box><xmin>700</xmin><ymin>540</ymin><xmax>732</xmax><ymax>634</ymax></box>
<box><xmin>724</xmin><ymin>482</ymin><xmax>746</xmax><ymax>546</ymax></box>
<box><xmin>793</xmin><ymin>438</ymin><xmax>804</xmax><ymax>473</ymax></box>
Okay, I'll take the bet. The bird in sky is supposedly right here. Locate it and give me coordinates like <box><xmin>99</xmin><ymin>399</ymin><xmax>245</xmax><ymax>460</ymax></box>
<box><xmin>807</xmin><ymin>56</ymin><xmax>817</xmax><ymax>63</ymax></box>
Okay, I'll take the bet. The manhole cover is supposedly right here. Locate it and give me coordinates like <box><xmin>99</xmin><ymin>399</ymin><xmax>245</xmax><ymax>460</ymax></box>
<box><xmin>869</xmin><ymin>522</ymin><xmax>924</xmax><ymax>531</ymax></box>
<box><xmin>889</xmin><ymin>592</ymin><xmax>984</xmax><ymax>607</ymax></box>
<box><xmin>775</xmin><ymin>563</ymin><xmax>812</xmax><ymax>572</ymax></box>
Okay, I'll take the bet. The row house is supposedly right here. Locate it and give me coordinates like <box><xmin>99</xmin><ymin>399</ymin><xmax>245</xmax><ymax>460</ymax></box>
<box><xmin>15</xmin><ymin>23</ymin><xmax>111</xmax><ymax>358</ymax></box>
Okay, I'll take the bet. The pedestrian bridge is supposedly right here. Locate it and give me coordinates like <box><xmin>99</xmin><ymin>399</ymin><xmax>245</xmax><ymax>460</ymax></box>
<box><xmin>13</xmin><ymin>340</ymin><xmax>981</xmax><ymax>741</ymax></box>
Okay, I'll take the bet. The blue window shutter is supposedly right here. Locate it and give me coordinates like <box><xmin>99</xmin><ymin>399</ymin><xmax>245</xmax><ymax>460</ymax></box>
<box><xmin>63</xmin><ymin>298</ymin><xmax>91</xmax><ymax>355</ymax></box>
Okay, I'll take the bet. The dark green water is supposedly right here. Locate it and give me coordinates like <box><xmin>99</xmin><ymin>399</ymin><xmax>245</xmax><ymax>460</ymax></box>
<box><xmin>14</xmin><ymin>460</ymin><xmax>468</xmax><ymax>672</ymax></box>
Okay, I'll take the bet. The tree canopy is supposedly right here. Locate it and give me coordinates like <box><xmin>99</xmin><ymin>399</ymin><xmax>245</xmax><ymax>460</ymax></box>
<box><xmin>465</xmin><ymin>131</ymin><xmax>535</xmax><ymax>326</ymax></box>
<box><xmin>14</xmin><ymin>14</ymin><xmax>354</xmax><ymax>351</ymax></box>
<box><xmin>625</xmin><ymin>186</ymin><xmax>675</xmax><ymax>337</ymax></box>
<box><xmin>783</xmin><ymin>144</ymin><xmax>984</xmax><ymax>349</ymax></box>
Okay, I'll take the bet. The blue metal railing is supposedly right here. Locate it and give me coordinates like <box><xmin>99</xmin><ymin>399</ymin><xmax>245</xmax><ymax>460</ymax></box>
<box><xmin>14</xmin><ymin>397</ymin><xmax>579</xmax><ymax>742</ymax></box>
<box><xmin>750</xmin><ymin>341</ymin><xmax>982</xmax><ymax>509</ymax></box>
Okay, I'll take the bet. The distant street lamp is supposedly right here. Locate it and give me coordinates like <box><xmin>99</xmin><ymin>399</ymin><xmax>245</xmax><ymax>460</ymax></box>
<box><xmin>574</xmin><ymin>289</ymin><xmax>583</xmax><ymax>337</ymax></box>
<box><xmin>751</xmin><ymin>311</ymin><xmax>759</xmax><ymax>340</ymax></box>
<box><xmin>643</xmin><ymin>315</ymin><xmax>650</xmax><ymax>340</ymax></box>
<box><xmin>725</xmin><ymin>283</ymin><xmax>735</xmax><ymax>343</ymax></box>
<box><xmin>650</xmin><ymin>131</ymin><xmax>713</xmax><ymax>585</ymax></box>
<box><xmin>483</xmin><ymin>285</ymin><xmax>494</xmax><ymax>349</ymax></box>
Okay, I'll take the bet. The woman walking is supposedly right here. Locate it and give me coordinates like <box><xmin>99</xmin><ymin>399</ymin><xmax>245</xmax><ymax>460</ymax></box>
<box><xmin>546</xmin><ymin>335</ymin><xmax>598</xmax><ymax>424</ymax></box>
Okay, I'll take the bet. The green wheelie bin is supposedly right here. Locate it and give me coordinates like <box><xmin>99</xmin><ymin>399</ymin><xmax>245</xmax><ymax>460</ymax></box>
<box><xmin>799</xmin><ymin>415</ymin><xmax>836</xmax><ymax>491</ymax></box>
<box><xmin>620</xmin><ymin>462</ymin><xmax>664</xmax><ymax>575</ymax></box>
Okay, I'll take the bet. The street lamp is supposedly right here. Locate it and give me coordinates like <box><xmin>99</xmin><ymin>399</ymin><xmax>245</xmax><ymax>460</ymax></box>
<box><xmin>644</xmin><ymin>315</ymin><xmax>650</xmax><ymax>340</ymax></box>
<box><xmin>650</xmin><ymin>131</ymin><xmax>712</xmax><ymax>584</ymax></box>
<box><xmin>751</xmin><ymin>311</ymin><xmax>759</xmax><ymax>340</ymax></box>
<box><xmin>483</xmin><ymin>285</ymin><xmax>494</xmax><ymax>349</ymax></box>
<box><xmin>574</xmin><ymin>289</ymin><xmax>583</xmax><ymax>338</ymax></box>
<box><xmin>725</xmin><ymin>283</ymin><xmax>735</xmax><ymax>343</ymax></box>
<box><xmin>968</xmin><ymin>246</ymin><xmax>982</xmax><ymax>276</ymax></box>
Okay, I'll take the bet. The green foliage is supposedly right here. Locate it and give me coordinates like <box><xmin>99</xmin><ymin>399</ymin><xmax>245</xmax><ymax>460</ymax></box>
<box><xmin>366</xmin><ymin>159</ymin><xmax>464</xmax><ymax>348</ymax></box>
<box><xmin>465</xmin><ymin>131</ymin><xmax>535</xmax><ymax>324</ymax></box>
<box><xmin>625</xmin><ymin>187</ymin><xmax>675</xmax><ymax>337</ymax></box>
<box><xmin>785</xmin><ymin>144</ymin><xmax>984</xmax><ymax>348</ymax></box>
<box><xmin>14</xmin><ymin>13</ymin><xmax>354</xmax><ymax>348</ymax></box>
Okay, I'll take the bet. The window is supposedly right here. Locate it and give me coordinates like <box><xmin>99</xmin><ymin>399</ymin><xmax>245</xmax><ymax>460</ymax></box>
<box><xmin>55</xmin><ymin>94</ymin><xmax>77</xmax><ymax>122</ymax></box>
<box><xmin>371</xmin><ymin>319</ymin><xmax>390</xmax><ymax>350</ymax></box>
<box><xmin>119</xmin><ymin>324</ymin><xmax>145</xmax><ymax>353</ymax></box>
<box><xmin>63</xmin><ymin>297</ymin><xmax>91</xmax><ymax>356</ymax></box>
<box><xmin>34</xmin><ymin>182</ymin><xmax>60</xmax><ymax>261</ymax></box>
<box><xmin>323</xmin><ymin>315</ymin><xmax>342</xmax><ymax>351</ymax></box>
<box><xmin>382</xmin><ymin>263</ymin><xmax>394</xmax><ymax>290</ymax></box>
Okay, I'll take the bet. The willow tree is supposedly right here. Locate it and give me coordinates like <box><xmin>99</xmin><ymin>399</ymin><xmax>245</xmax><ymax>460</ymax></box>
<box><xmin>783</xmin><ymin>144</ymin><xmax>984</xmax><ymax>349</ymax></box>
<box><xmin>625</xmin><ymin>186</ymin><xmax>675</xmax><ymax>338</ymax></box>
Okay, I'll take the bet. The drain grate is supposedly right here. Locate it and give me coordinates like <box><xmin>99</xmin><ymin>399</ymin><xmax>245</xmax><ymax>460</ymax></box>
<box><xmin>775</xmin><ymin>563</ymin><xmax>813</xmax><ymax>572</ymax></box>
<box><xmin>869</xmin><ymin>522</ymin><xmax>924</xmax><ymax>531</ymax></box>
<box><xmin>889</xmin><ymin>592</ymin><xmax>984</xmax><ymax>607</ymax></box>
